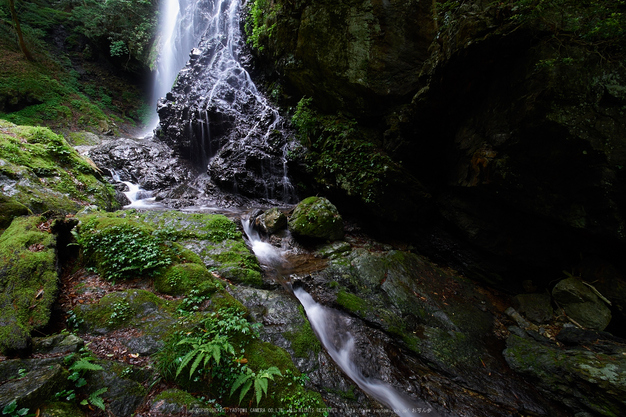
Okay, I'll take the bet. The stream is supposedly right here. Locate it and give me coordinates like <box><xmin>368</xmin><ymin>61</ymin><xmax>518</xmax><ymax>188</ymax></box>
<box><xmin>82</xmin><ymin>0</ymin><xmax>578</xmax><ymax>415</ymax></box>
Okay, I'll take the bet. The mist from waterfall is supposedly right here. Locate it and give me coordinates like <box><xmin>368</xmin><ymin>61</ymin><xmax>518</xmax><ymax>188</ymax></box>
<box><xmin>144</xmin><ymin>0</ymin><xmax>212</xmax><ymax>135</ymax></box>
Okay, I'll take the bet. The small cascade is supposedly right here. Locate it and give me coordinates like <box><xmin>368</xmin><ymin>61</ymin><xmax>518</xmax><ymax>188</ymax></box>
<box><xmin>241</xmin><ymin>216</ymin><xmax>433</xmax><ymax>416</ymax></box>
<box><xmin>294</xmin><ymin>288</ymin><xmax>436</xmax><ymax>417</ymax></box>
<box><xmin>110</xmin><ymin>170</ymin><xmax>162</xmax><ymax>209</ymax></box>
<box><xmin>241</xmin><ymin>217</ymin><xmax>284</xmax><ymax>267</ymax></box>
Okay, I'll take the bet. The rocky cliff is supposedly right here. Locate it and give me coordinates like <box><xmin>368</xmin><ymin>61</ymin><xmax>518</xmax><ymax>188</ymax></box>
<box><xmin>250</xmin><ymin>0</ymin><xmax>626</xmax><ymax>323</ymax></box>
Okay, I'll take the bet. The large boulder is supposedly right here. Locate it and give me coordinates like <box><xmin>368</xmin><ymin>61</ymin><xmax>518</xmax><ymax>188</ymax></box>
<box><xmin>0</xmin><ymin>216</ymin><xmax>58</xmax><ymax>355</ymax></box>
<box><xmin>0</xmin><ymin>121</ymin><xmax>118</xmax><ymax>214</ymax></box>
<box><xmin>505</xmin><ymin>333</ymin><xmax>626</xmax><ymax>416</ymax></box>
<box><xmin>288</xmin><ymin>197</ymin><xmax>344</xmax><ymax>240</ymax></box>
<box><xmin>552</xmin><ymin>278</ymin><xmax>612</xmax><ymax>331</ymax></box>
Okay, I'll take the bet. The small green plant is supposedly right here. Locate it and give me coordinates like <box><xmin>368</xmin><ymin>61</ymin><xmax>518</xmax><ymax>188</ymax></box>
<box><xmin>107</xmin><ymin>300</ymin><xmax>132</xmax><ymax>326</ymax></box>
<box><xmin>1</xmin><ymin>400</ymin><xmax>28</xmax><ymax>417</ymax></box>
<box><xmin>56</xmin><ymin>349</ymin><xmax>107</xmax><ymax>410</ymax></box>
<box><xmin>77</xmin><ymin>219</ymin><xmax>173</xmax><ymax>281</ymax></box>
<box><xmin>176</xmin><ymin>334</ymin><xmax>236</xmax><ymax>379</ymax></box>
<box><xmin>230</xmin><ymin>366</ymin><xmax>282</xmax><ymax>405</ymax></box>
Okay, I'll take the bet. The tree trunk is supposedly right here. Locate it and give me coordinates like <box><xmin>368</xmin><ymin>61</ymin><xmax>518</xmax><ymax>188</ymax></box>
<box><xmin>8</xmin><ymin>0</ymin><xmax>34</xmax><ymax>61</ymax></box>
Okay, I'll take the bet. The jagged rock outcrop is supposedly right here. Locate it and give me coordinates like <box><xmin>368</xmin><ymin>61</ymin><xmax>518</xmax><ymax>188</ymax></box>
<box><xmin>156</xmin><ymin>0</ymin><xmax>297</xmax><ymax>202</ymax></box>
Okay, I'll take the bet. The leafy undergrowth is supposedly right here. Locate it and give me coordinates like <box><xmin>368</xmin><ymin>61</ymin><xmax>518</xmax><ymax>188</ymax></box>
<box><xmin>0</xmin><ymin>0</ymin><xmax>152</xmax><ymax>135</ymax></box>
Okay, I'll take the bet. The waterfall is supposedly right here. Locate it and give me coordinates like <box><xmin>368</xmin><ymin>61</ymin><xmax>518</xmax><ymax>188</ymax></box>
<box><xmin>156</xmin><ymin>0</ymin><xmax>297</xmax><ymax>202</ymax></box>
<box><xmin>144</xmin><ymin>0</ymin><xmax>212</xmax><ymax>135</ymax></box>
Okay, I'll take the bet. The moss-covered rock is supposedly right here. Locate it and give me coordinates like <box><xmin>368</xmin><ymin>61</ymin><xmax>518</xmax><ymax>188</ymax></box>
<box><xmin>0</xmin><ymin>363</ymin><xmax>69</xmax><ymax>410</ymax></box>
<box><xmin>136</xmin><ymin>210</ymin><xmax>264</xmax><ymax>287</ymax></box>
<box><xmin>40</xmin><ymin>402</ymin><xmax>86</xmax><ymax>417</ymax></box>
<box><xmin>288</xmin><ymin>196</ymin><xmax>344</xmax><ymax>240</ymax></box>
<box><xmin>254</xmin><ymin>207</ymin><xmax>287</xmax><ymax>234</ymax></box>
<box><xmin>0</xmin><ymin>122</ymin><xmax>118</xmax><ymax>214</ymax></box>
<box><xmin>552</xmin><ymin>277</ymin><xmax>612</xmax><ymax>331</ymax></box>
<box><xmin>0</xmin><ymin>195</ymin><xmax>30</xmax><ymax>231</ymax></box>
<box><xmin>151</xmin><ymin>389</ymin><xmax>205</xmax><ymax>414</ymax></box>
<box><xmin>155</xmin><ymin>263</ymin><xmax>224</xmax><ymax>296</ymax></box>
<box><xmin>74</xmin><ymin>289</ymin><xmax>176</xmax><ymax>335</ymax></box>
<box><xmin>0</xmin><ymin>216</ymin><xmax>57</xmax><ymax>354</ymax></box>
<box><xmin>504</xmin><ymin>334</ymin><xmax>626</xmax><ymax>416</ymax></box>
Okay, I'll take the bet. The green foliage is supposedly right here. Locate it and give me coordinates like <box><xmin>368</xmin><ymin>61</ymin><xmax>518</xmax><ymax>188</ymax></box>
<box><xmin>70</xmin><ymin>0</ymin><xmax>157</xmax><ymax>63</ymax></box>
<box><xmin>291</xmin><ymin>97</ymin><xmax>406</xmax><ymax>207</ymax></box>
<box><xmin>1</xmin><ymin>401</ymin><xmax>28</xmax><ymax>417</ymax></box>
<box><xmin>56</xmin><ymin>349</ymin><xmax>107</xmax><ymax>411</ymax></box>
<box><xmin>176</xmin><ymin>335</ymin><xmax>236</xmax><ymax>378</ymax></box>
<box><xmin>76</xmin><ymin>218</ymin><xmax>173</xmax><ymax>281</ymax></box>
<box><xmin>245</xmin><ymin>0</ymin><xmax>280</xmax><ymax>50</ymax></box>
<box><xmin>230</xmin><ymin>366</ymin><xmax>282</xmax><ymax>405</ymax></box>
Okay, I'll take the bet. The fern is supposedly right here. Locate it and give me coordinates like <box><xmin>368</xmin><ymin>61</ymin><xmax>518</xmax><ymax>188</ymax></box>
<box><xmin>230</xmin><ymin>366</ymin><xmax>282</xmax><ymax>405</ymax></box>
<box><xmin>70</xmin><ymin>358</ymin><xmax>104</xmax><ymax>372</ymax></box>
<box><xmin>176</xmin><ymin>335</ymin><xmax>235</xmax><ymax>378</ymax></box>
<box><xmin>80</xmin><ymin>387</ymin><xmax>108</xmax><ymax>410</ymax></box>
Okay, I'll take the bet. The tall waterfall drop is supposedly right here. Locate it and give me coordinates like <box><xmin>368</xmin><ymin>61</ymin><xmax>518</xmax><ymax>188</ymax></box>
<box><xmin>146</xmin><ymin>0</ymin><xmax>211</xmax><ymax>134</ymax></box>
<box><xmin>156</xmin><ymin>0</ymin><xmax>297</xmax><ymax>203</ymax></box>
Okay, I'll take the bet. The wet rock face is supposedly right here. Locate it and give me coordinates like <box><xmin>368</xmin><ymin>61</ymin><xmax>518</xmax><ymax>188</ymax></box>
<box><xmin>156</xmin><ymin>0</ymin><xmax>297</xmax><ymax>203</ymax></box>
<box><xmin>260</xmin><ymin>0</ymin><xmax>438</xmax><ymax>115</ymax></box>
<box><xmin>87</xmin><ymin>137</ymin><xmax>196</xmax><ymax>193</ymax></box>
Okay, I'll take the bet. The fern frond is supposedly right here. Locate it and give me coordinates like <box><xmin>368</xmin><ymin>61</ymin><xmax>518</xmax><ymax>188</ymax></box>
<box><xmin>189</xmin><ymin>351</ymin><xmax>206</xmax><ymax>378</ymax></box>
<box><xmin>176</xmin><ymin>350</ymin><xmax>199</xmax><ymax>377</ymax></box>
<box><xmin>239</xmin><ymin>379</ymin><xmax>253</xmax><ymax>404</ymax></box>
<box><xmin>89</xmin><ymin>387</ymin><xmax>108</xmax><ymax>410</ymax></box>
<box><xmin>230</xmin><ymin>371</ymin><xmax>251</xmax><ymax>397</ymax></box>
<box><xmin>255</xmin><ymin>377</ymin><xmax>269</xmax><ymax>405</ymax></box>
<box><xmin>70</xmin><ymin>358</ymin><xmax>104</xmax><ymax>372</ymax></box>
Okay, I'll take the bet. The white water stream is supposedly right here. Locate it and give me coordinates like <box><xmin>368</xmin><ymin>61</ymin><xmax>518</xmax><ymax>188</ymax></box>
<box><xmin>145</xmin><ymin>0</ymin><xmax>211</xmax><ymax>134</ymax></box>
<box><xmin>242</xmin><ymin>216</ymin><xmax>433</xmax><ymax>416</ymax></box>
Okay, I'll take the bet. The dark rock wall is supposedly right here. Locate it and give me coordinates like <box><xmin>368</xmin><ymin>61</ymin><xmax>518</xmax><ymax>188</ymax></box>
<box><xmin>256</xmin><ymin>0</ymin><xmax>626</xmax><ymax>303</ymax></box>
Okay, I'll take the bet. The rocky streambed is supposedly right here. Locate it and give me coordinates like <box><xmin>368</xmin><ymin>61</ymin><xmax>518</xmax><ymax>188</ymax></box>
<box><xmin>0</xmin><ymin>126</ymin><xmax>625</xmax><ymax>417</ymax></box>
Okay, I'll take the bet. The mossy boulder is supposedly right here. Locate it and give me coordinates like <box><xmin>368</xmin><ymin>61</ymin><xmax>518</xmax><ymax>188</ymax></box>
<box><xmin>288</xmin><ymin>196</ymin><xmax>344</xmax><ymax>240</ymax></box>
<box><xmin>0</xmin><ymin>216</ymin><xmax>57</xmax><ymax>355</ymax></box>
<box><xmin>504</xmin><ymin>334</ymin><xmax>626</xmax><ymax>416</ymax></box>
<box><xmin>150</xmin><ymin>389</ymin><xmax>205</xmax><ymax>414</ymax></box>
<box><xmin>0</xmin><ymin>363</ymin><xmax>69</xmax><ymax>410</ymax></box>
<box><xmin>73</xmin><ymin>289</ymin><xmax>176</xmax><ymax>335</ymax></box>
<box><xmin>75</xmin><ymin>213</ymin><xmax>178</xmax><ymax>281</ymax></box>
<box><xmin>136</xmin><ymin>210</ymin><xmax>264</xmax><ymax>287</ymax></box>
<box><xmin>154</xmin><ymin>263</ymin><xmax>224</xmax><ymax>296</ymax></box>
<box><xmin>0</xmin><ymin>195</ymin><xmax>30</xmax><ymax>231</ymax></box>
<box><xmin>254</xmin><ymin>208</ymin><xmax>288</xmax><ymax>234</ymax></box>
<box><xmin>0</xmin><ymin>122</ymin><xmax>118</xmax><ymax>214</ymax></box>
<box><xmin>40</xmin><ymin>402</ymin><xmax>85</xmax><ymax>417</ymax></box>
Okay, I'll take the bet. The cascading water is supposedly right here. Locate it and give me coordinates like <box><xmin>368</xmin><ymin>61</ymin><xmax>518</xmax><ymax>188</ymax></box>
<box><xmin>145</xmin><ymin>0</ymin><xmax>212</xmax><ymax>135</ymax></box>
<box><xmin>242</xmin><ymin>218</ymin><xmax>435</xmax><ymax>417</ymax></box>
<box><xmin>157</xmin><ymin>0</ymin><xmax>297</xmax><ymax>203</ymax></box>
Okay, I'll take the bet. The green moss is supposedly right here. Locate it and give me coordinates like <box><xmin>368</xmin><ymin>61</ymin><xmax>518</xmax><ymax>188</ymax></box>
<box><xmin>75</xmin><ymin>289</ymin><xmax>174</xmax><ymax>332</ymax></box>
<box><xmin>210</xmin><ymin>291</ymin><xmax>247</xmax><ymax>314</ymax></box>
<box><xmin>76</xmin><ymin>215</ymin><xmax>175</xmax><ymax>281</ymax></box>
<box><xmin>336</xmin><ymin>290</ymin><xmax>370</xmax><ymax>315</ymax></box>
<box><xmin>0</xmin><ymin>195</ymin><xmax>31</xmax><ymax>230</ymax></box>
<box><xmin>154</xmin><ymin>263</ymin><xmax>223</xmax><ymax>296</ymax></box>
<box><xmin>0</xmin><ymin>122</ymin><xmax>118</xmax><ymax>214</ymax></box>
<box><xmin>0</xmin><ymin>215</ymin><xmax>57</xmax><ymax>353</ymax></box>
<box><xmin>208</xmin><ymin>240</ymin><xmax>263</xmax><ymax>287</ymax></box>
<box><xmin>288</xmin><ymin>196</ymin><xmax>344</xmax><ymax>240</ymax></box>
<box><xmin>153</xmin><ymin>389</ymin><xmax>203</xmax><ymax>408</ymax></box>
<box><xmin>284</xmin><ymin>306</ymin><xmax>321</xmax><ymax>358</ymax></box>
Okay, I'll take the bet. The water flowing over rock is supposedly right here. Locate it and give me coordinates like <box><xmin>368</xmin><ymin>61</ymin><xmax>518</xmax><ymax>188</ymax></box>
<box><xmin>157</xmin><ymin>0</ymin><xmax>297</xmax><ymax>203</ymax></box>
